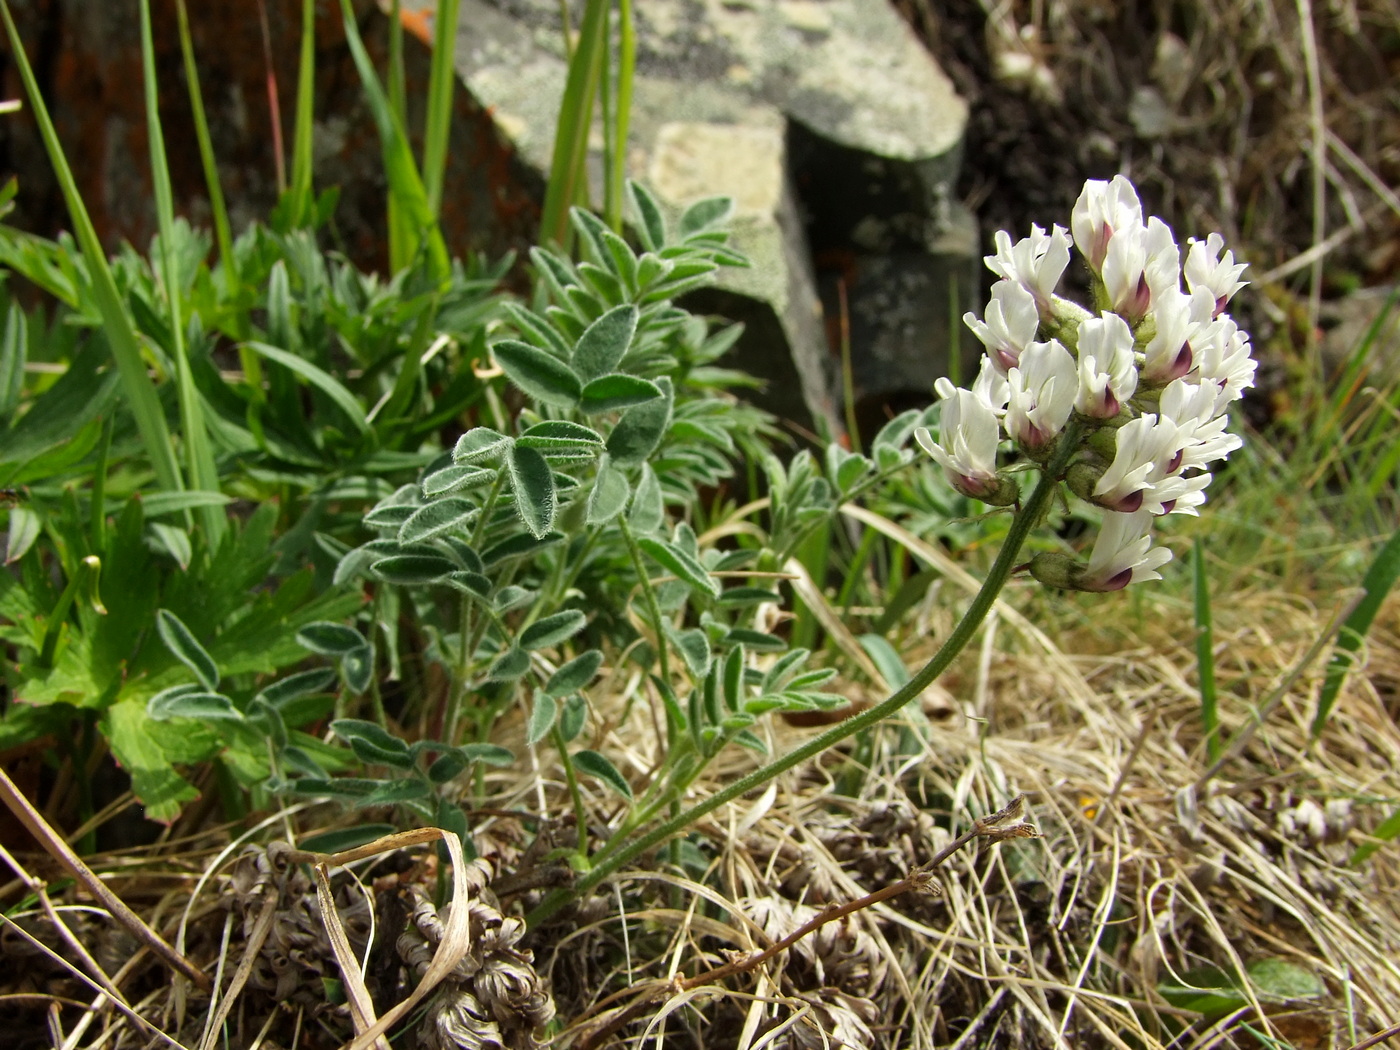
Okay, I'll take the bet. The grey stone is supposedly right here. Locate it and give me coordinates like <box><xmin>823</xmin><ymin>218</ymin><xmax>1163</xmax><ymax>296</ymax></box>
<box><xmin>404</xmin><ymin>0</ymin><xmax>972</xmax><ymax>432</ymax></box>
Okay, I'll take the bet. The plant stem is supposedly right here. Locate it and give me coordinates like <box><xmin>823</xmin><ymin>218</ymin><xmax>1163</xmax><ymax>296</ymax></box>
<box><xmin>551</xmin><ymin>722</ymin><xmax>589</xmax><ymax>863</ymax></box>
<box><xmin>619</xmin><ymin>516</ymin><xmax>669</xmax><ymax>686</ymax></box>
<box><xmin>526</xmin><ymin>421</ymin><xmax>1083</xmax><ymax>927</ymax></box>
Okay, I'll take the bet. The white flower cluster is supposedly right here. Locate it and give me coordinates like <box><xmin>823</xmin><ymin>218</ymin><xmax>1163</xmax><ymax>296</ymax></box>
<box><xmin>914</xmin><ymin>175</ymin><xmax>1254</xmax><ymax>592</ymax></box>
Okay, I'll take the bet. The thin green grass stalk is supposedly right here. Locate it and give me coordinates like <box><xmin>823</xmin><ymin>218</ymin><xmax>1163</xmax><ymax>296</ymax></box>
<box><xmin>1310</xmin><ymin>521</ymin><xmax>1400</xmax><ymax>737</ymax></box>
<box><xmin>141</xmin><ymin>0</ymin><xmax>225</xmax><ymax>546</ymax></box>
<box><xmin>1193</xmin><ymin>537</ymin><xmax>1220</xmax><ymax>762</ymax></box>
<box><xmin>175</xmin><ymin>0</ymin><xmax>233</xmax><ymax>277</ymax></box>
<box><xmin>539</xmin><ymin>0</ymin><xmax>609</xmax><ymax>247</ymax></box>
<box><xmin>287</xmin><ymin>0</ymin><xmax>317</xmax><ymax>227</ymax></box>
<box><xmin>526</xmin><ymin>421</ymin><xmax>1086</xmax><ymax>927</ymax></box>
<box><xmin>256</xmin><ymin>0</ymin><xmax>287</xmax><ymax>194</ymax></box>
<box><xmin>1350</xmin><ymin>805</ymin><xmax>1400</xmax><ymax>866</ymax></box>
<box><xmin>337</xmin><ymin>0</ymin><xmax>449</xmax><ymax>279</ymax></box>
<box><xmin>620</xmin><ymin>516</ymin><xmax>670</xmax><ymax>687</ymax></box>
<box><xmin>0</xmin><ymin>1</ymin><xmax>183</xmax><ymax>495</ymax></box>
<box><xmin>421</xmin><ymin>0</ymin><xmax>463</xmax><ymax>218</ymax></box>
<box><xmin>386</xmin><ymin>0</ymin><xmax>410</xmax><ymax>267</ymax></box>
<box><xmin>88</xmin><ymin>415</ymin><xmax>113</xmax><ymax>552</ymax></box>
<box><xmin>604</xmin><ymin>0</ymin><xmax>635</xmax><ymax>232</ymax></box>
<box><xmin>838</xmin><ymin>279</ymin><xmax>861</xmax><ymax>453</ymax></box>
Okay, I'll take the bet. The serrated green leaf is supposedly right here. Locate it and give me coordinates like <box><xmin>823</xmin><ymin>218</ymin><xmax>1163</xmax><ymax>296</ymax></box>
<box><xmin>493</xmin><ymin>339</ymin><xmax>582</xmax><ymax>407</ymax></box>
<box><xmin>606</xmin><ymin>377</ymin><xmax>672</xmax><ymax>466</ymax></box>
<box><xmin>297</xmin><ymin>622</ymin><xmax>366</xmax><ymax>655</ymax></box>
<box><xmin>573</xmin><ymin>749</ymin><xmax>632</xmax><ymax>799</ymax></box>
<box><xmin>526</xmin><ymin>693</ymin><xmax>558</xmax><ymax>745</ymax></box>
<box><xmin>579</xmin><ymin>374</ymin><xmax>663</xmax><ymax>414</ymax></box>
<box><xmin>544</xmin><ymin>650</ymin><xmax>604</xmax><ymax>697</ymax></box>
<box><xmin>453</xmin><ymin>427</ymin><xmax>511</xmax><ymax>463</ymax></box>
<box><xmin>371</xmin><ymin>554</ymin><xmax>457</xmax><ymax>585</ymax></box>
<box><xmin>156</xmin><ymin>608</ymin><xmax>219</xmax><ymax>690</ymax></box>
<box><xmin>637</xmin><ymin>536</ymin><xmax>719</xmax><ymax>597</ymax></box>
<box><xmin>507</xmin><ymin>443</ymin><xmax>556</xmax><ymax>539</ymax></box>
<box><xmin>572</xmin><ymin>303</ymin><xmax>638</xmax><ymax>382</ymax></box>
<box><xmin>521</xmin><ymin>609</ymin><xmax>587</xmax><ymax>650</ymax></box>
<box><xmin>398</xmin><ymin>497</ymin><xmax>475</xmax><ymax>544</ymax></box>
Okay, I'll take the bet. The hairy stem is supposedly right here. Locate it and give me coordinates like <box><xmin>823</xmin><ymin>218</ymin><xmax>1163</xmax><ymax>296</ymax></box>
<box><xmin>526</xmin><ymin>422</ymin><xmax>1083</xmax><ymax>927</ymax></box>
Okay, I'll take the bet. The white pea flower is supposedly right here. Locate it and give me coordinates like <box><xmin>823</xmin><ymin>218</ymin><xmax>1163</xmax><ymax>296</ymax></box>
<box><xmin>985</xmin><ymin>224</ymin><xmax>1072</xmax><ymax>310</ymax></box>
<box><xmin>916</xmin><ymin>387</ymin><xmax>1011</xmax><ymax>503</ymax></box>
<box><xmin>1193</xmin><ymin>315</ymin><xmax>1257</xmax><ymax>411</ymax></box>
<box><xmin>1159</xmin><ymin>378</ymin><xmax>1243</xmax><ymax>470</ymax></box>
<box><xmin>1092</xmin><ymin>414</ymin><xmax>1178</xmax><ymax>512</ymax></box>
<box><xmin>1101</xmin><ymin>217</ymin><xmax>1179</xmax><ymax>323</ymax></box>
<box><xmin>1080</xmin><ymin>510</ymin><xmax>1173</xmax><ymax>590</ymax></box>
<box><xmin>1142</xmin><ymin>287</ymin><xmax>1214</xmax><ymax>385</ymax></box>
<box><xmin>1071</xmin><ymin>175</ymin><xmax>1144</xmax><ymax>273</ymax></box>
<box><xmin>1075</xmin><ymin>313</ymin><xmax>1138</xmax><ymax>418</ymax></box>
<box><xmin>1185</xmin><ymin>232</ymin><xmax>1248</xmax><ymax>317</ymax></box>
<box><xmin>967</xmin><ymin>358</ymin><xmax>1011</xmax><ymax>413</ymax></box>
<box><xmin>964</xmin><ymin>279</ymin><xmax>1040</xmax><ymax>375</ymax></box>
<box><xmin>1005</xmin><ymin>339</ymin><xmax>1077</xmax><ymax>451</ymax></box>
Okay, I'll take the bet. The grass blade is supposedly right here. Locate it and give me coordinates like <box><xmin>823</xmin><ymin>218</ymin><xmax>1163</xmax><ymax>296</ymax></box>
<box><xmin>142</xmin><ymin>0</ymin><xmax>225</xmax><ymax>545</ymax></box>
<box><xmin>1350</xmin><ymin>805</ymin><xmax>1400</xmax><ymax>867</ymax></box>
<box><xmin>175</xmin><ymin>0</ymin><xmax>233</xmax><ymax>276</ymax></box>
<box><xmin>1193</xmin><ymin>537</ymin><xmax>1220</xmax><ymax>762</ymax></box>
<box><xmin>337</xmin><ymin>0</ymin><xmax>448</xmax><ymax>278</ymax></box>
<box><xmin>605</xmin><ymin>0</ymin><xmax>635</xmax><ymax>231</ymax></box>
<box><xmin>0</xmin><ymin>0</ymin><xmax>183</xmax><ymax>495</ymax></box>
<box><xmin>286</xmin><ymin>0</ymin><xmax>317</xmax><ymax>227</ymax></box>
<box><xmin>422</xmin><ymin>0</ymin><xmax>463</xmax><ymax>218</ymax></box>
<box><xmin>539</xmin><ymin>0</ymin><xmax>609</xmax><ymax>247</ymax></box>
<box><xmin>1310</xmin><ymin>522</ymin><xmax>1400</xmax><ymax>737</ymax></box>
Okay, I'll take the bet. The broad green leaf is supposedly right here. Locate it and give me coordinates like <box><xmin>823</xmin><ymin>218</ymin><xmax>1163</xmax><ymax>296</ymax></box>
<box><xmin>858</xmin><ymin>633</ymin><xmax>910</xmax><ymax>688</ymax></box>
<box><xmin>331</xmin><ymin>718</ymin><xmax>413</xmax><ymax>769</ymax></box>
<box><xmin>526</xmin><ymin>693</ymin><xmax>558</xmax><ymax>745</ymax></box>
<box><xmin>489</xmin><ymin>645</ymin><xmax>530</xmax><ymax>681</ymax></box>
<box><xmin>102</xmin><ymin>698</ymin><xmax>202</xmax><ymax>822</ymax></box>
<box><xmin>637</xmin><ymin>536</ymin><xmax>720</xmax><ymax>597</ymax></box>
<box><xmin>460</xmin><ymin>742</ymin><xmax>515</xmax><ymax>766</ymax></box>
<box><xmin>258</xmin><ymin>668</ymin><xmax>338</xmax><ymax>707</ymax></box>
<box><xmin>422</xmin><ymin>464</ymin><xmax>494</xmax><ymax>497</ymax></box>
<box><xmin>558</xmin><ymin>694</ymin><xmax>587</xmax><ymax>742</ymax></box>
<box><xmin>297</xmin><ymin>622</ymin><xmax>366</xmax><ymax>655</ymax></box>
<box><xmin>147</xmin><ymin>523</ymin><xmax>192</xmax><ymax>570</ymax></box>
<box><xmin>398</xmin><ymin>497</ymin><xmax>475</xmax><ymax>544</ymax></box>
<box><xmin>340</xmin><ymin>643</ymin><xmax>374</xmax><ymax>694</ymax></box>
<box><xmin>4</xmin><ymin>505</ymin><xmax>40</xmax><ymax>565</ymax></box>
<box><xmin>627</xmin><ymin>180</ymin><xmax>666</xmax><ymax>251</ymax></box>
<box><xmin>521</xmin><ymin>609</ymin><xmax>587</xmax><ymax>650</ymax></box>
<box><xmin>156</xmin><ymin>608</ymin><xmax>219</xmax><ymax>690</ymax></box>
<box><xmin>427</xmin><ymin>751</ymin><xmax>469</xmax><ymax>783</ymax></box>
<box><xmin>573</xmin><ymin>749</ymin><xmax>632</xmax><ymax>799</ymax></box>
<box><xmin>572</xmin><ymin>303</ymin><xmax>638</xmax><ymax>382</ymax></box>
<box><xmin>606</xmin><ymin>377</ymin><xmax>672</xmax><ymax>466</ymax></box>
<box><xmin>243</xmin><ymin>341</ymin><xmax>369</xmax><ymax>434</ymax></box>
<box><xmin>669</xmin><ymin>627</ymin><xmax>711</xmax><ymax>679</ymax></box>
<box><xmin>580</xmin><ymin>374</ymin><xmax>663</xmax><ymax>414</ymax></box>
<box><xmin>493</xmin><ymin>339</ymin><xmax>582</xmax><ymax>407</ymax></box>
<box><xmin>587</xmin><ymin>456</ymin><xmax>629</xmax><ymax>524</ymax></box>
<box><xmin>679</xmin><ymin>195</ymin><xmax>734</xmax><ymax>236</ymax></box>
<box><xmin>371</xmin><ymin>554</ymin><xmax>457</xmax><ymax>585</ymax></box>
<box><xmin>544</xmin><ymin>650</ymin><xmax>604</xmax><ymax>698</ymax></box>
<box><xmin>507</xmin><ymin>444</ymin><xmax>556</xmax><ymax>539</ymax></box>
<box><xmin>516</xmin><ymin>420</ymin><xmax>605</xmax><ymax>454</ymax></box>
<box><xmin>628</xmin><ymin>463</ymin><xmax>664</xmax><ymax>533</ymax></box>
<box><xmin>147</xmin><ymin>685</ymin><xmax>242</xmax><ymax>722</ymax></box>
<box><xmin>453</xmin><ymin>427</ymin><xmax>511</xmax><ymax>463</ymax></box>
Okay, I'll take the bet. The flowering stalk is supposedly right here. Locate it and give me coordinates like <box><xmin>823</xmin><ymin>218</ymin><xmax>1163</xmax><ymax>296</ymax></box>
<box><xmin>525</xmin><ymin>422</ymin><xmax>1084</xmax><ymax>927</ymax></box>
